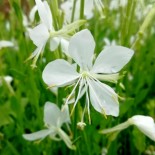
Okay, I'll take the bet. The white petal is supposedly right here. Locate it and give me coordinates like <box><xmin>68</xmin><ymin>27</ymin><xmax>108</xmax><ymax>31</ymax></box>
<box><xmin>44</xmin><ymin>102</ymin><xmax>61</xmax><ymax>127</ymax></box>
<box><xmin>58</xmin><ymin>128</ymin><xmax>76</xmax><ymax>150</ymax></box>
<box><xmin>42</xmin><ymin>59</ymin><xmax>80</xmax><ymax>87</ymax></box>
<box><xmin>92</xmin><ymin>46</ymin><xmax>134</xmax><ymax>73</ymax></box>
<box><xmin>29</xmin><ymin>23</ymin><xmax>49</xmax><ymax>47</ymax></box>
<box><xmin>60</xmin><ymin>38</ymin><xmax>69</xmax><ymax>55</ymax></box>
<box><xmin>100</xmin><ymin>121</ymin><xmax>130</xmax><ymax>134</ymax></box>
<box><xmin>88</xmin><ymin>79</ymin><xmax>119</xmax><ymax>116</ymax></box>
<box><xmin>0</xmin><ymin>40</ymin><xmax>14</xmax><ymax>49</ymax></box>
<box><xmin>28</xmin><ymin>44</ymin><xmax>44</xmax><ymax>60</ymax></box>
<box><xmin>0</xmin><ymin>75</ymin><xmax>13</xmax><ymax>86</ymax></box>
<box><xmin>59</xmin><ymin>104</ymin><xmax>71</xmax><ymax>126</ymax></box>
<box><xmin>60</xmin><ymin>0</ymin><xmax>73</xmax><ymax>22</ymax></box>
<box><xmin>68</xmin><ymin>29</ymin><xmax>95</xmax><ymax>70</ymax></box>
<box><xmin>4</xmin><ymin>76</ymin><xmax>13</xmax><ymax>84</ymax></box>
<box><xmin>50</xmin><ymin>37</ymin><xmax>60</xmax><ymax>51</ymax></box>
<box><xmin>84</xmin><ymin>0</ymin><xmax>94</xmax><ymax>19</ymax></box>
<box><xmin>29</xmin><ymin>5</ymin><xmax>37</xmax><ymax>23</ymax></box>
<box><xmin>23</xmin><ymin>129</ymin><xmax>52</xmax><ymax>141</ymax></box>
<box><xmin>35</xmin><ymin>0</ymin><xmax>52</xmax><ymax>30</ymax></box>
<box><xmin>129</xmin><ymin>115</ymin><xmax>155</xmax><ymax>141</ymax></box>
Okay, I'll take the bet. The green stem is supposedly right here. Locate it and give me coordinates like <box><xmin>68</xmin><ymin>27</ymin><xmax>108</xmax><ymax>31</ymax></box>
<box><xmin>131</xmin><ymin>4</ymin><xmax>155</xmax><ymax>49</ymax></box>
<box><xmin>80</xmin><ymin>0</ymin><xmax>85</xmax><ymax>20</ymax></box>
<box><xmin>71</xmin><ymin>0</ymin><xmax>77</xmax><ymax>22</ymax></box>
<box><xmin>83</xmin><ymin>131</ymin><xmax>91</xmax><ymax>155</ymax></box>
<box><xmin>127</xmin><ymin>0</ymin><xmax>137</xmax><ymax>40</ymax></box>
<box><xmin>51</xmin><ymin>0</ymin><xmax>59</xmax><ymax>30</ymax></box>
<box><xmin>120</xmin><ymin>0</ymin><xmax>134</xmax><ymax>45</ymax></box>
<box><xmin>6</xmin><ymin>141</ymin><xmax>20</xmax><ymax>155</ymax></box>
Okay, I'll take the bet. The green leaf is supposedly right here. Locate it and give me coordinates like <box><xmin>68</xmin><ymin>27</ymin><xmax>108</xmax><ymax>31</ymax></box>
<box><xmin>0</xmin><ymin>103</ymin><xmax>15</xmax><ymax>127</ymax></box>
<box><xmin>132</xmin><ymin>127</ymin><xmax>146</xmax><ymax>153</ymax></box>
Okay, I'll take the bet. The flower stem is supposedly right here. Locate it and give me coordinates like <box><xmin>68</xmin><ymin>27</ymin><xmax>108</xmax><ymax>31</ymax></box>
<box><xmin>82</xmin><ymin>131</ymin><xmax>91</xmax><ymax>155</ymax></box>
<box><xmin>71</xmin><ymin>0</ymin><xmax>77</xmax><ymax>22</ymax></box>
<box><xmin>51</xmin><ymin>0</ymin><xmax>59</xmax><ymax>30</ymax></box>
<box><xmin>131</xmin><ymin>4</ymin><xmax>155</xmax><ymax>49</ymax></box>
<box><xmin>120</xmin><ymin>0</ymin><xmax>136</xmax><ymax>46</ymax></box>
<box><xmin>80</xmin><ymin>0</ymin><xmax>85</xmax><ymax>19</ymax></box>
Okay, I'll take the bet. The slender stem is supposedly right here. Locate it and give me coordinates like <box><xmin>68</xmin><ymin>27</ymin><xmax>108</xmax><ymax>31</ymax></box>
<box><xmin>71</xmin><ymin>0</ymin><xmax>77</xmax><ymax>22</ymax></box>
<box><xmin>51</xmin><ymin>0</ymin><xmax>59</xmax><ymax>30</ymax></box>
<box><xmin>83</xmin><ymin>131</ymin><xmax>91</xmax><ymax>155</ymax></box>
<box><xmin>120</xmin><ymin>0</ymin><xmax>133</xmax><ymax>45</ymax></box>
<box><xmin>80</xmin><ymin>0</ymin><xmax>85</xmax><ymax>20</ymax></box>
<box><xmin>100</xmin><ymin>121</ymin><xmax>130</xmax><ymax>134</ymax></box>
<box><xmin>131</xmin><ymin>4</ymin><xmax>155</xmax><ymax>49</ymax></box>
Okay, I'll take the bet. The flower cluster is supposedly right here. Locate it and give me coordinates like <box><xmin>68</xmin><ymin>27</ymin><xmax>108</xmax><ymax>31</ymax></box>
<box><xmin>23</xmin><ymin>0</ymin><xmax>155</xmax><ymax>151</ymax></box>
<box><xmin>27</xmin><ymin>0</ymin><xmax>85</xmax><ymax>68</ymax></box>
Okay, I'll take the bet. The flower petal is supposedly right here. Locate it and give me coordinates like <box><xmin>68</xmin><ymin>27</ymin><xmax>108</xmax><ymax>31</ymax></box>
<box><xmin>50</xmin><ymin>37</ymin><xmax>60</xmax><ymax>51</ymax></box>
<box><xmin>28</xmin><ymin>44</ymin><xmax>44</xmax><ymax>60</ymax></box>
<box><xmin>87</xmin><ymin>79</ymin><xmax>119</xmax><ymax>116</ymax></box>
<box><xmin>0</xmin><ymin>40</ymin><xmax>14</xmax><ymax>49</ymax></box>
<box><xmin>44</xmin><ymin>102</ymin><xmax>61</xmax><ymax>127</ymax></box>
<box><xmin>68</xmin><ymin>29</ymin><xmax>95</xmax><ymax>70</ymax></box>
<box><xmin>60</xmin><ymin>38</ymin><xmax>69</xmax><ymax>55</ymax></box>
<box><xmin>59</xmin><ymin>104</ymin><xmax>71</xmax><ymax>126</ymax></box>
<box><xmin>58</xmin><ymin>128</ymin><xmax>76</xmax><ymax>150</ymax></box>
<box><xmin>129</xmin><ymin>115</ymin><xmax>155</xmax><ymax>141</ymax></box>
<box><xmin>29</xmin><ymin>23</ymin><xmax>49</xmax><ymax>47</ymax></box>
<box><xmin>92</xmin><ymin>46</ymin><xmax>134</xmax><ymax>73</ymax></box>
<box><xmin>23</xmin><ymin>129</ymin><xmax>52</xmax><ymax>141</ymax></box>
<box><xmin>42</xmin><ymin>59</ymin><xmax>80</xmax><ymax>87</ymax></box>
<box><xmin>100</xmin><ymin>115</ymin><xmax>155</xmax><ymax>142</ymax></box>
<box><xmin>100</xmin><ymin>121</ymin><xmax>130</xmax><ymax>134</ymax></box>
<box><xmin>35</xmin><ymin>0</ymin><xmax>52</xmax><ymax>30</ymax></box>
<box><xmin>29</xmin><ymin>5</ymin><xmax>37</xmax><ymax>23</ymax></box>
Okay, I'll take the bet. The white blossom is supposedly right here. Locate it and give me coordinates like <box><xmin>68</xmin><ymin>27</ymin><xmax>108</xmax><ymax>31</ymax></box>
<box><xmin>42</xmin><ymin>29</ymin><xmax>134</xmax><ymax>121</ymax></box>
<box><xmin>28</xmin><ymin>0</ymin><xmax>84</xmax><ymax>68</ymax></box>
<box><xmin>0</xmin><ymin>76</ymin><xmax>13</xmax><ymax>86</ymax></box>
<box><xmin>23</xmin><ymin>102</ymin><xmax>75</xmax><ymax>150</ymax></box>
<box><xmin>109</xmin><ymin>0</ymin><xmax>127</xmax><ymax>10</ymax></box>
<box><xmin>100</xmin><ymin>115</ymin><xmax>155</xmax><ymax>141</ymax></box>
<box><xmin>0</xmin><ymin>40</ymin><xmax>14</xmax><ymax>49</ymax></box>
<box><xmin>61</xmin><ymin>0</ymin><xmax>104</xmax><ymax>22</ymax></box>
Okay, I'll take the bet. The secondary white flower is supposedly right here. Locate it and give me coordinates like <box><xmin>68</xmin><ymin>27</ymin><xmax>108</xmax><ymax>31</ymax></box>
<box><xmin>100</xmin><ymin>115</ymin><xmax>155</xmax><ymax>141</ymax></box>
<box><xmin>109</xmin><ymin>0</ymin><xmax>127</xmax><ymax>10</ymax></box>
<box><xmin>0</xmin><ymin>40</ymin><xmax>14</xmax><ymax>49</ymax></box>
<box><xmin>0</xmin><ymin>75</ymin><xmax>13</xmax><ymax>86</ymax></box>
<box><xmin>104</xmin><ymin>38</ymin><xmax>117</xmax><ymax>49</ymax></box>
<box><xmin>28</xmin><ymin>0</ymin><xmax>85</xmax><ymax>68</ymax></box>
<box><xmin>61</xmin><ymin>0</ymin><xmax>104</xmax><ymax>22</ymax></box>
<box><xmin>23</xmin><ymin>5</ymin><xmax>37</xmax><ymax>30</ymax></box>
<box><xmin>42</xmin><ymin>29</ymin><xmax>134</xmax><ymax>121</ymax></box>
<box><xmin>23</xmin><ymin>102</ymin><xmax>75</xmax><ymax>150</ymax></box>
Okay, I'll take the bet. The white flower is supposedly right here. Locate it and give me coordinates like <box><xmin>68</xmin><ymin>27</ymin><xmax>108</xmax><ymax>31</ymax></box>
<box><xmin>23</xmin><ymin>102</ymin><xmax>75</xmax><ymax>150</ymax></box>
<box><xmin>23</xmin><ymin>5</ymin><xmax>37</xmax><ymax>30</ymax></box>
<box><xmin>109</xmin><ymin>0</ymin><xmax>127</xmax><ymax>10</ymax></box>
<box><xmin>28</xmin><ymin>0</ymin><xmax>85</xmax><ymax>68</ymax></box>
<box><xmin>135</xmin><ymin>3</ymin><xmax>153</xmax><ymax>21</ymax></box>
<box><xmin>0</xmin><ymin>40</ymin><xmax>14</xmax><ymax>49</ymax></box>
<box><xmin>104</xmin><ymin>38</ymin><xmax>117</xmax><ymax>49</ymax></box>
<box><xmin>42</xmin><ymin>29</ymin><xmax>134</xmax><ymax>121</ymax></box>
<box><xmin>100</xmin><ymin>115</ymin><xmax>155</xmax><ymax>141</ymax></box>
<box><xmin>0</xmin><ymin>75</ymin><xmax>13</xmax><ymax>86</ymax></box>
<box><xmin>61</xmin><ymin>0</ymin><xmax>104</xmax><ymax>22</ymax></box>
